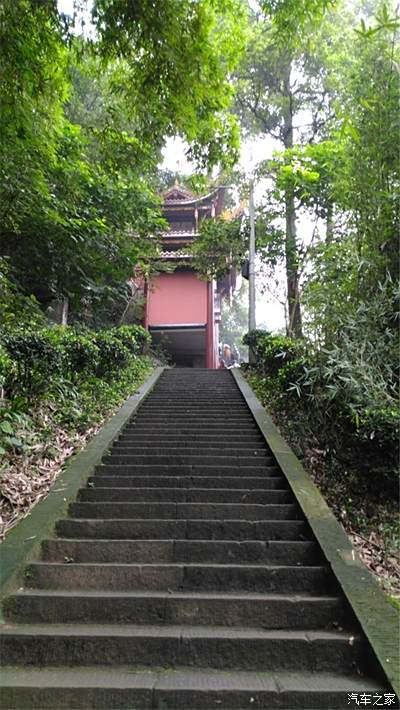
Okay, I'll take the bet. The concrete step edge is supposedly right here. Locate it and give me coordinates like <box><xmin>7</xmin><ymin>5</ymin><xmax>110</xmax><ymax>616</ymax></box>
<box><xmin>0</xmin><ymin>623</ymin><xmax>354</xmax><ymax>640</ymax></box>
<box><xmin>0</xmin><ymin>665</ymin><xmax>384</xmax><ymax>694</ymax></box>
<box><xmin>8</xmin><ymin>589</ymin><xmax>339</xmax><ymax>601</ymax></box>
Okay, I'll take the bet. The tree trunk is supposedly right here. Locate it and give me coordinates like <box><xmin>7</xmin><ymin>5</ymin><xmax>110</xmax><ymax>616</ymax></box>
<box><xmin>61</xmin><ymin>297</ymin><xmax>69</xmax><ymax>326</ymax></box>
<box><xmin>326</xmin><ymin>201</ymin><xmax>334</xmax><ymax>243</ymax></box>
<box><xmin>283</xmin><ymin>61</ymin><xmax>302</xmax><ymax>339</ymax></box>
<box><xmin>285</xmin><ymin>190</ymin><xmax>302</xmax><ymax>338</ymax></box>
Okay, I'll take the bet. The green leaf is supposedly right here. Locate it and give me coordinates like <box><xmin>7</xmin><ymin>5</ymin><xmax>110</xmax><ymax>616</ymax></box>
<box><xmin>0</xmin><ymin>421</ymin><xmax>13</xmax><ymax>435</ymax></box>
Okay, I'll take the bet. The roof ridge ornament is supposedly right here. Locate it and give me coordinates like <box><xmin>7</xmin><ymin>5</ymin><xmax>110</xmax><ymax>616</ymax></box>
<box><xmin>163</xmin><ymin>181</ymin><xmax>195</xmax><ymax>202</ymax></box>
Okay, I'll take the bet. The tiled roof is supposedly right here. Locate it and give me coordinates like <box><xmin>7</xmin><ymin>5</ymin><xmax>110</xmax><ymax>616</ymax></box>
<box><xmin>161</xmin><ymin>251</ymin><xmax>193</xmax><ymax>260</ymax></box>
<box><xmin>162</xmin><ymin>230</ymin><xmax>197</xmax><ymax>237</ymax></box>
<box><xmin>163</xmin><ymin>185</ymin><xmax>195</xmax><ymax>202</ymax></box>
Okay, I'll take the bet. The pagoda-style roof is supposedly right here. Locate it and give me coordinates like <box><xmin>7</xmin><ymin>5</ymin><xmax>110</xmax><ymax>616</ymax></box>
<box><xmin>163</xmin><ymin>184</ymin><xmax>195</xmax><ymax>203</ymax></box>
<box><xmin>158</xmin><ymin>182</ymin><xmax>226</xmax><ymax>263</ymax></box>
<box><xmin>161</xmin><ymin>183</ymin><xmax>225</xmax><ymax>213</ymax></box>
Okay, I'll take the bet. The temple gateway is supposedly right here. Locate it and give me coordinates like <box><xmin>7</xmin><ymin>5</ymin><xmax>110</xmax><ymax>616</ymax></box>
<box><xmin>144</xmin><ymin>184</ymin><xmax>236</xmax><ymax>368</ymax></box>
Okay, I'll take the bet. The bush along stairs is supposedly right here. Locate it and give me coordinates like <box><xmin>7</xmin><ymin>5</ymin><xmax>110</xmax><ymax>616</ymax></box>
<box><xmin>0</xmin><ymin>368</ymin><xmax>397</xmax><ymax>709</ymax></box>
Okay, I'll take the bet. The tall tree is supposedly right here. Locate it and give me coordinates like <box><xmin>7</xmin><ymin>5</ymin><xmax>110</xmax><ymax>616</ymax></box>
<box><xmin>0</xmin><ymin>0</ymin><xmax>68</xmax><ymax>235</ymax></box>
<box><xmin>233</xmin><ymin>11</ymin><xmax>330</xmax><ymax>336</ymax></box>
<box><xmin>301</xmin><ymin>1</ymin><xmax>400</xmax><ymax>339</ymax></box>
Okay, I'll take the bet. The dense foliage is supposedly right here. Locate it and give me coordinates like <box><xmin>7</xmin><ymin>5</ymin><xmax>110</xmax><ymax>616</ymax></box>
<box><xmin>244</xmin><ymin>326</ymin><xmax>399</xmax><ymax>453</ymax></box>
<box><xmin>0</xmin><ymin>321</ymin><xmax>150</xmax><ymax>450</ymax></box>
<box><xmin>92</xmin><ymin>0</ymin><xmax>247</xmax><ymax>167</ymax></box>
<box><xmin>243</xmin><ymin>326</ymin><xmax>399</xmax><ymax>591</ymax></box>
<box><xmin>0</xmin><ymin>0</ymin><xmax>248</xmax><ymax>320</ymax></box>
<box><xmin>191</xmin><ymin>216</ymin><xmax>247</xmax><ymax>280</ymax></box>
<box><xmin>0</xmin><ymin>257</ymin><xmax>153</xmax><ymax>533</ymax></box>
<box><xmin>229</xmin><ymin>0</ymin><xmax>399</xmax><ymax>342</ymax></box>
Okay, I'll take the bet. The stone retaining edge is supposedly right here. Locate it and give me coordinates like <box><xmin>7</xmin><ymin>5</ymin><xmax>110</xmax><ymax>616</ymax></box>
<box><xmin>0</xmin><ymin>366</ymin><xmax>165</xmax><ymax>606</ymax></box>
<box><xmin>232</xmin><ymin>368</ymin><xmax>399</xmax><ymax>695</ymax></box>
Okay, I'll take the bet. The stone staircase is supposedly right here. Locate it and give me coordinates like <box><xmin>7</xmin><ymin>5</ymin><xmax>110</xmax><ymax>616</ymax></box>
<box><xmin>0</xmin><ymin>368</ymin><xmax>387</xmax><ymax>708</ymax></box>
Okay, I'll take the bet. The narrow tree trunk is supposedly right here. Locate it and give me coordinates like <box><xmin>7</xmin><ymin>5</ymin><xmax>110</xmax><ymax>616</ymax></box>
<box><xmin>61</xmin><ymin>297</ymin><xmax>69</xmax><ymax>326</ymax></box>
<box><xmin>326</xmin><ymin>201</ymin><xmax>334</xmax><ymax>243</ymax></box>
<box><xmin>283</xmin><ymin>62</ymin><xmax>302</xmax><ymax>339</ymax></box>
<box><xmin>285</xmin><ymin>190</ymin><xmax>302</xmax><ymax>338</ymax></box>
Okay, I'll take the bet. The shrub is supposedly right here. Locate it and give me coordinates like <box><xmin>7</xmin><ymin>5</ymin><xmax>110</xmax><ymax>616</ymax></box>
<box><xmin>245</xmin><ymin>318</ymin><xmax>399</xmax><ymax>451</ymax></box>
<box><xmin>0</xmin><ymin>258</ymin><xmax>45</xmax><ymax>331</ymax></box>
<box><xmin>2</xmin><ymin>331</ymin><xmax>63</xmax><ymax>396</ymax></box>
<box><xmin>308</xmin><ymin>279</ymin><xmax>398</xmax><ymax>446</ymax></box>
<box><xmin>0</xmin><ymin>323</ymin><xmax>153</xmax><ymax>398</ymax></box>
<box><xmin>111</xmin><ymin>324</ymin><xmax>150</xmax><ymax>355</ymax></box>
<box><xmin>50</xmin><ymin>327</ymin><xmax>99</xmax><ymax>380</ymax></box>
<box><xmin>0</xmin><ymin>343</ymin><xmax>12</xmax><ymax>393</ymax></box>
<box><xmin>243</xmin><ymin>330</ymin><xmax>308</xmax><ymax>387</ymax></box>
<box><xmin>242</xmin><ymin>329</ymin><xmax>271</xmax><ymax>353</ymax></box>
<box><xmin>92</xmin><ymin>331</ymin><xmax>131</xmax><ymax>376</ymax></box>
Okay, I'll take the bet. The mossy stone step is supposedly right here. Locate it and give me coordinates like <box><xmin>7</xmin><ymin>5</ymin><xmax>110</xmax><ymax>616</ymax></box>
<box><xmin>88</xmin><ymin>474</ymin><xmax>287</xmax><ymax>489</ymax></box>
<box><xmin>40</xmin><ymin>538</ymin><xmax>320</xmax><ymax>565</ymax></box>
<box><xmin>0</xmin><ymin>624</ymin><xmax>362</xmax><ymax>672</ymax></box>
<box><xmin>4</xmin><ymin>590</ymin><xmax>344</xmax><ymax>627</ymax></box>
<box><xmin>55</xmin><ymin>517</ymin><xmax>310</xmax><ymax>540</ymax></box>
<box><xmin>23</xmin><ymin>562</ymin><xmax>332</xmax><ymax>593</ymax></box>
<box><xmin>2</xmin><ymin>667</ymin><xmax>384</xmax><ymax>710</ymax></box>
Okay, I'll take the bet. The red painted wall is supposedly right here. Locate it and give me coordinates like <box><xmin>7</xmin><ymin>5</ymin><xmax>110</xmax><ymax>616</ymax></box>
<box><xmin>147</xmin><ymin>272</ymin><xmax>208</xmax><ymax>326</ymax></box>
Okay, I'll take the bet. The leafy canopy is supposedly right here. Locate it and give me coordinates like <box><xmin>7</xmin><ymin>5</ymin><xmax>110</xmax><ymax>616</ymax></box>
<box><xmin>92</xmin><ymin>0</ymin><xmax>249</xmax><ymax>167</ymax></box>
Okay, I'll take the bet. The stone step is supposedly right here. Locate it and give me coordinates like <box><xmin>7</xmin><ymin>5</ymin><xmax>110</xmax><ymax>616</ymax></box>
<box><xmin>101</xmin><ymin>454</ymin><xmax>272</xmax><ymax>467</ymax></box>
<box><xmin>150</xmin><ymin>392</ymin><xmax>240</xmax><ymax>396</ymax></box>
<box><xmin>78</xmin><ymin>488</ymin><xmax>292</xmax><ymax>504</ymax></box>
<box><xmin>151</xmin><ymin>374</ymin><xmax>235</xmax><ymax>378</ymax></box>
<box><xmin>134</xmin><ymin>407</ymin><xmax>253</xmax><ymax>414</ymax></box>
<box><xmin>0</xmin><ymin>666</ymin><xmax>385</xmax><ymax>710</ymax></box>
<box><xmin>95</xmin><ymin>464</ymin><xmax>280</xmax><ymax>477</ymax></box>
<box><xmin>123</xmin><ymin>428</ymin><xmax>260</xmax><ymax>437</ymax></box>
<box><xmin>114</xmin><ymin>439</ymin><xmax>266</xmax><ymax>450</ymax></box>
<box><xmin>139</xmin><ymin>393</ymin><xmax>244</xmax><ymax>398</ymax></box>
<box><xmin>118</xmin><ymin>434</ymin><xmax>265</xmax><ymax>444</ymax></box>
<box><xmin>55</xmin><ymin>518</ymin><xmax>310</xmax><ymax>541</ymax></box>
<box><xmin>130</xmin><ymin>422</ymin><xmax>257</xmax><ymax>430</ymax></box>
<box><xmin>124</xmin><ymin>424</ymin><xmax>259</xmax><ymax>432</ymax></box>
<box><xmin>88</xmin><ymin>475</ymin><xmax>287</xmax><ymax>489</ymax></box>
<box><xmin>143</xmin><ymin>397</ymin><xmax>245</xmax><ymax>403</ymax></box>
<box><xmin>141</xmin><ymin>388</ymin><xmax>242</xmax><ymax>392</ymax></box>
<box><xmin>139</xmin><ymin>407</ymin><xmax>246</xmax><ymax>413</ymax></box>
<box><xmin>135</xmin><ymin>412</ymin><xmax>251</xmax><ymax>420</ymax></box>
<box><xmin>0</xmin><ymin>624</ymin><xmax>362</xmax><ymax>672</ymax></box>
<box><xmin>151</xmin><ymin>390</ymin><xmax>239</xmax><ymax>393</ymax></box>
<box><xmin>130</xmin><ymin>420</ymin><xmax>257</xmax><ymax>428</ymax></box>
<box><xmin>144</xmin><ymin>382</ymin><xmax>238</xmax><ymax>386</ymax></box>
<box><xmin>68</xmin><ymin>502</ymin><xmax>300</xmax><ymax>520</ymax></box>
<box><xmin>137</xmin><ymin>404</ymin><xmax>249</xmax><ymax>411</ymax></box>
<box><xmin>4</xmin><ymin>590</ymin><xmax>343</xmax><ymax>628</ymax></box>
<box><xmin>158</xmin><ymin>372</ymin><xmax>232</xmax><ymax>376</ymax></box>
<box><xmin>41</xmin><ymin>539</ymin><xmax>320</xmax><ymax>565</ymax></box>
<box><xmin>142</xmin><ymin>407</ymin><xmax>247</xmax><ymax>412</ymax></box>
<box><xmin>24</xmin><ymin>562</ymin><xmax>331</xmax><ymax>593</ymax></box>
<box><xmin>148</xmin><ymin>377</ymin><xmax>236</xmax><ymax>382</ymax></box>
<box><xmin>150</xmin><ymin>372</ymin><xmax>230</xmax><ymax>376</ymax></box>
<box><xmin>107</xmin><ymin>446</ymin><xmax>269</xmax><ymax>457</ymax></box>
